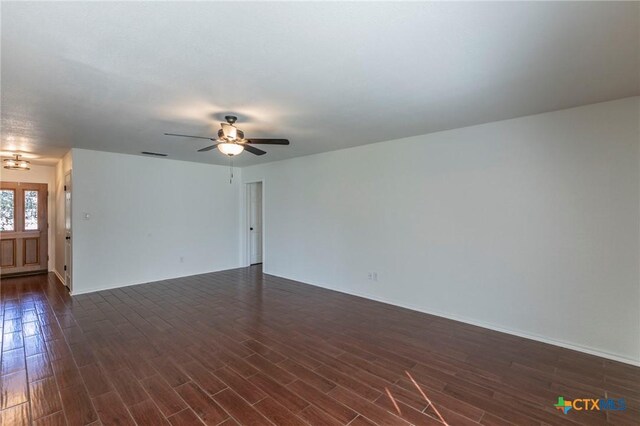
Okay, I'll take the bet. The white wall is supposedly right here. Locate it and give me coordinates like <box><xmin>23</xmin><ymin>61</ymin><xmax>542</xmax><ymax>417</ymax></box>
<box><xmin>71</xmin><ymin>149</ymin><xmax>241</xmax><ymax>294</ymax></box>
<box><xmin>54</xmin><ymin>151</ymin><xmax>72</xmax><ymax>283</ymax></box>
<box><xmin>1</xmin><ymin>164</ymin><xmax>57</xmax><ymax>271</ymax></box>
<box><xmin>242</xmin><ymin>97</ymin><xmax>640</xmax><ymax>365</ymax></box>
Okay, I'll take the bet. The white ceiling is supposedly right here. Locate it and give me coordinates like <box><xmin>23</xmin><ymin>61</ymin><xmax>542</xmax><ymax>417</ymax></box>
<box><xmin>1</xmin><ymin>2</ymin><xmax>638</xmax><ymax>167</ymax></box>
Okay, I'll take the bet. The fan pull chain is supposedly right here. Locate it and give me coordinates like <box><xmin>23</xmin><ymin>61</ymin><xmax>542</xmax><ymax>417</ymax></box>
<box><xmin>229</xmin><ymin>158</ymin><xmax>234</xmax><ymax>184</ymax></box>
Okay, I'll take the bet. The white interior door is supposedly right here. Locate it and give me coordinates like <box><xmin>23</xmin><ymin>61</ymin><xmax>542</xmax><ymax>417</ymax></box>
<box><xmin>248</xmin><ymin>182</ymin><xmax>263</xmax><ymax>265</ymax></box>
<box><xmin>64</xmin><ymin>172</ymin><xmax>72</xmax><ymax>290</ymax></box>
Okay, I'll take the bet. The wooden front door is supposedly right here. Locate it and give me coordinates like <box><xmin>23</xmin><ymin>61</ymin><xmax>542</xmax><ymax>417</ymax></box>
<box><xmin>0</xmin><ymin>182</ymin><xmax>48</xmax><ymax>276</ymax></box>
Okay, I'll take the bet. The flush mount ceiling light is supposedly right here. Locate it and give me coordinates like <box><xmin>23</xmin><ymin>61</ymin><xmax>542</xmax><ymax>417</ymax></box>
<box><xmin>3</xmin><ymin>154</ymin><xmax>30</xmax><ymax>171</ymax></box>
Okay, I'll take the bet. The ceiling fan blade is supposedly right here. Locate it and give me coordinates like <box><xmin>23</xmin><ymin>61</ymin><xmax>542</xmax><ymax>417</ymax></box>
<box><xmin>242</xmin><ymin>144</ymin><xmax>267</xmax><ymax>156</ymax></box>
<box><xmin>164</xmin><ymin>133</ymin><xmax>215</xmax><ymax>141</ymax></box>
<box><xmin>245</xmin><ymin>139</ymin><xmax>290</xmax><ymax>145</ymax></box>
<box><xmin>197</xmin><ymin>144</ymin><xmax>219</xmax><ymax>152</ymax></box>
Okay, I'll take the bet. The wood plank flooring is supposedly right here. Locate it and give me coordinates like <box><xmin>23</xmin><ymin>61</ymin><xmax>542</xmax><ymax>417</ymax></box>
<box><xmin>0</xmin><ymin>268</ymin><xmax>638</xmax><ymax>425</ymax></box>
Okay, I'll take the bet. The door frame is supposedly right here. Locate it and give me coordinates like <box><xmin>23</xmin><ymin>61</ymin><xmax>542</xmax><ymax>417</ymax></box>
<box><xmin>0</xmin><ymin>181</ymin><xmax>49</xmax><ymax>276</ymax></box>
<box><xmin>64</xmin><ymin>171</ymin><xmax>72</xmax><ymax>292</ymax></box>
<box><xmin>244</xmin><ymin>180</ymin><xmax>265</xmax><ymax>267</ymax></box>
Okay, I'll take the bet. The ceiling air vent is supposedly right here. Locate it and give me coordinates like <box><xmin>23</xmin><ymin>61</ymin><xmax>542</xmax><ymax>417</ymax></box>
<box><xmin>141</xmin><ymin>151</ymin><xmax>168</xmax><ymax>157</ymax></box>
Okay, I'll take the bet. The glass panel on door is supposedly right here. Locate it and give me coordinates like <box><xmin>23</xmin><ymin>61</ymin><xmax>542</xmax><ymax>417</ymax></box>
<box><xmin>1</xmin><ymin>189</ymin><xmax>15</xmax><ymax>231</ymax></box>
<box><xmin>24</xmin><ymin>190</ymin><xmax>39</xmax><ymax>230</ymax></box>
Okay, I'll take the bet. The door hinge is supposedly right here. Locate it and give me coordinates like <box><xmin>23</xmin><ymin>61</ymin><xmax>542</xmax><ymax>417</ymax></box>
<box><xmin>64</xmin><ymin>185</ymin><xmax>67</xmax><ymax>191</ymax></box>
<box><xmin>64</xmin><ymin>265</ymin><xmax>67</xmax><ymax>271</ymax></box>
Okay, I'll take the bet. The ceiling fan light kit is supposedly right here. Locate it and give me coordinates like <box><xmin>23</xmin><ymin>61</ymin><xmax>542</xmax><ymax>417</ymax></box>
<box><xmin>217</xmin><ymin>142</ymin><xmax>245</xmax><ymax>156</ymax></box>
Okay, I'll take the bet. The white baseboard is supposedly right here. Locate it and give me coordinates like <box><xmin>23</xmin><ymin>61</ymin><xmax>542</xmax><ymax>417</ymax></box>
<box><xmin>53</xmin><ymin>270</ymin><xmax>65</xmax><ymax>286</ymax></box>
<box><xmin>264</xmin><ymin>271</ymin><xmax>640</xmax><ymax>367</ymax></box>
<box><xmin>63</xmin><ymin>264</ymin><xmax>639</xmax><ymax>367</ymax></box>
<box><xmin>70</xmin><ymin>265</ymin><xmax>243</xmax><ymax>296</ymax></box>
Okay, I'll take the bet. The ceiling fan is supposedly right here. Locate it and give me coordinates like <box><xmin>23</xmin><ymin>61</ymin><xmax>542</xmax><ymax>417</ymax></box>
<box><xmin>164</xmin><ymin>116</ymin><xmax>290</xmax><ymax>156</ymax></box>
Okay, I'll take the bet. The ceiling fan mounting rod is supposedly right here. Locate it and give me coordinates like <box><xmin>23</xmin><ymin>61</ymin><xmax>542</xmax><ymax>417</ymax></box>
<box><xmin>225</xmin><ymin>115</ymin><xmax>237</xmax><ymax>125</ymax></box>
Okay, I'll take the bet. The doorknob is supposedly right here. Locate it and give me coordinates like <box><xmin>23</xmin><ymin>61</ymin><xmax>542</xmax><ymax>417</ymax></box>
<box><xmin>66</xmin><ymin>236</ymin><xmax>71</xmax><ymax>240</ymax></box>
<box><xmin>250</xmin><ymin>227</ymin><xmax>254</xmax><ymax>231</ymax></box>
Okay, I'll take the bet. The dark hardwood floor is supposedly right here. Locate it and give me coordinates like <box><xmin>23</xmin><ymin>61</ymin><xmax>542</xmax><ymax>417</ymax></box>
<box><xmin>0</xmin><ymin>267</ymin><xmax>638</xmax><ymax>425</ymax></box>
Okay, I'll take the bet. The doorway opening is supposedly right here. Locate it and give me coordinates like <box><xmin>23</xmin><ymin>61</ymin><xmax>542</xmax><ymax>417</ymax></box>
<box><xmin>0</xmin><ymin>182</ymin><xmax>49</xmax><ymax>277</ymax></box>
<box><xmin>246</xmin><ymin>182</ymin><xmax>263</xmax><ymax>265</ymax></box>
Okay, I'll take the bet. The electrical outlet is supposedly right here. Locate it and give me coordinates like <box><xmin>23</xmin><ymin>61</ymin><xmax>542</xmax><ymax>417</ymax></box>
<box><xmin>372</xmin><ymin>272</ymin><xmax>378</xmax><ymax>281</ymax></box>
